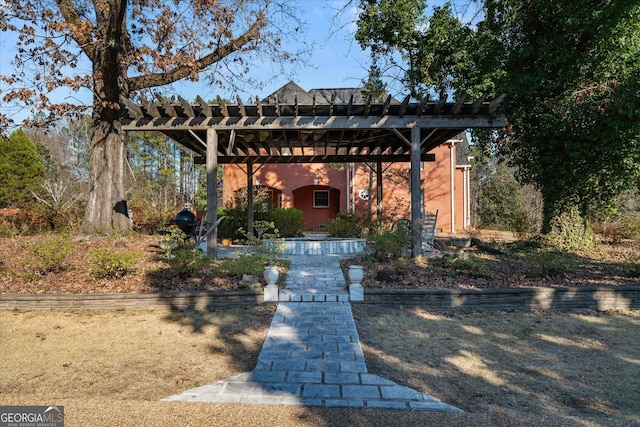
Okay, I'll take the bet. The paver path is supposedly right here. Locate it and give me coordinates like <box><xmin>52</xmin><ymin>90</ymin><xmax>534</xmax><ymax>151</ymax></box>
<box><xmin>164</xmin><ymin>255</ymin><xmax>461</xmax><ymax>411</ymax></box>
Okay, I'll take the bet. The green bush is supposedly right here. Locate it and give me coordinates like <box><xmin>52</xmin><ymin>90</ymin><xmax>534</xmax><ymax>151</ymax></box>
<box><xmin>371</xmin><ymin>227</ymin><xmax>411</xmax><ymax>259</ymax></box>
<box><xmin>474</xmin><ymin>172</ymin><xmax>529</xmax><ymax>232</ymax></box>
<box><xmin>216</xmin><ymin>206</ymin><xmax>245</xmax><ymax>241</ymax></box>
<box><xmin>512</xmin><ymin>210</ymin><xmax>533</xmax><ymax>240</ymax></box>
<box><xmin>546</xmin><ymin>208</ymin><xmax>595</xmax><ymax>251</ymax></box>
<box><xmin>442</xmin><ymin>254</ymin><xmax>495</xmax><ymax>279</ymax></box>
<box><xmin>25</xmin><ymin>233</ymin><xmax>74</xmax><ymax>277</ymax></box>
<box><xmin>90</xmin><ymin>247</ymin><xmax>140</xmax><ymax>279</ymax></box>
<box><xmin>163</xmin><ymin>244</ymin><xmax>209</xmax><ymax>278</ymax></box>
<box><xmin>326</xmin><ymin>212</ymin><xmax>365</xmax><ymax>238</ymax></box>
<box><xmin>269</xmin><ymin>208</ymin><xmax>304</xmax><ymax>237</ymax></box>
<box><xmin>218</xmin><ymin>254</ymin><xmax>268</xmax><ymax>277</ymax></box>
<box><xmin>619</xmin><ymin>215</ymin><xmax>640</xmax><ymax>240</ymax></box>
<box><xmin>626</xmin><ymin>261</ymin><xmax>640</xmax><ymax>278</ymax></box>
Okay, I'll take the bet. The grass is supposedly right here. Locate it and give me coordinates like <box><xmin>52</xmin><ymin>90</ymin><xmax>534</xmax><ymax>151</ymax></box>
<box><xmin>1</xmin><ymin>307</ymin><xmax>639</xmax><ymax>426</ymax></box>
<box><xmin>353</xmin><ymin>306</ymin><xmax>640</xmax><ymax>426</ymax></box>
<box><xmin>0</xmin><ymin>307</ymin><xmax>275</xmax><ymax>401</ymax></box>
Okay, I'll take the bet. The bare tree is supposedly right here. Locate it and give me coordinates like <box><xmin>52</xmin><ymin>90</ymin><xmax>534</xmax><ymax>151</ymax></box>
<box><xmin>1</xmin><ymin>0</ymin><xmax>308</xmax><ymax>234</ymax></box>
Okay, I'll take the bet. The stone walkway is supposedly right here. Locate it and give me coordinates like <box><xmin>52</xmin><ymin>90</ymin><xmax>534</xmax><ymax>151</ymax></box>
<box><xmin>163</xmin><ymin>254</ymin><xmax>461</xmax><ymax>411</ymax></box>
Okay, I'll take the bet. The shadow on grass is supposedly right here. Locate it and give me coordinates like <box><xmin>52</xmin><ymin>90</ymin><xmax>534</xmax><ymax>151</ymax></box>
<box><xmin>142</xmin><ymin>241</ymin><xmax>275</xmax><ymax>373</ymax></box>
<box><xmin>353</xmin><ymin>305</ymin><xmax>640</xmax><ymax>425</ymax></box>
<box><xmin>160</xmin><ymin>302</ymin><xmax>276</xmax><ymax>374</ymax></box>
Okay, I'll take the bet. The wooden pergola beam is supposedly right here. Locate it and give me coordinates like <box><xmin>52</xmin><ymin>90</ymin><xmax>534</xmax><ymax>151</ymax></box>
<box><xmin>194</xmin><ymin>153</ymin><xmax>436</xmax><ymax>164</ymax></box>
<box><xmin>122</xmin><ymin>115</ymin><xmax>504</xmax><ymax>132</ymax></box>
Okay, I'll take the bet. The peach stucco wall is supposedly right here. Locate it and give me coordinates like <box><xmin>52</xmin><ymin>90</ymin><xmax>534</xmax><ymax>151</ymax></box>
<box><xmin>222</xmin><ymin>142</ymin><xmax>469</xmax><ymax>233</ymax></box>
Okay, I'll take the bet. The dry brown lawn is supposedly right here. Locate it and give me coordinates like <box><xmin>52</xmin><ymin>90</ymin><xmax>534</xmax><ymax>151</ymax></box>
<box><xmin>353</xmin><ymin>306</ymin><xmax>640</xmax><ymax>427</ymax></box>
<box><xmin>0</xmin><ymin>307</ymin><xmax>274</xmax><ymax>402</ymax></box>
<box><xmin>2</xmin><ymin>307</ymin><xmax>639</xmax><ymax>426</ymax></box>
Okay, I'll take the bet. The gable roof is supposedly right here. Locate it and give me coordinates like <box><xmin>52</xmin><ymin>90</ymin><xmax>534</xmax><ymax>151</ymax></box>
<box><xmin>263</xmin><ymin>81</ymin><xmax>400</xmax><ymax>105</ymax></box>
<box><xmin>455</xmin><ymin>132</ymin><xmax>472</xmax><ymax>167</ymax></box>
<box><xmin>262</xmin><ymin>81</ymin><xmax>314</xmax><ymax>104</ymax></box>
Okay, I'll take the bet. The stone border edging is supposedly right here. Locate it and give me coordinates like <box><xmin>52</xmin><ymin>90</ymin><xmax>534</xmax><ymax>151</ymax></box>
<box><xmin>0</xmin><ymin>290</ymin><xmax>263</xmax><ymax>310</ymax></box>
<box><xmin>1</xmin><ymin>286</ymin><xmax>639</xmax><ymax>311</ymax></box>
<box><xmin>363</xmin><ymin>285</ymin><xmax>640</xmax><ymax>311</ymax></box>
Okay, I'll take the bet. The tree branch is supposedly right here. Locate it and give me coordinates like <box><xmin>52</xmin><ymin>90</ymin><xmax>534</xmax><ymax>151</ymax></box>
<box><xmin>54</xmin><ymin>0</ymin><xmax>97</xmax><ymax>59</ymax></box>
<box><xmin>127</xmin><ymin>15</ymin><xmax>266</xmax><ymax>92</ymax></box>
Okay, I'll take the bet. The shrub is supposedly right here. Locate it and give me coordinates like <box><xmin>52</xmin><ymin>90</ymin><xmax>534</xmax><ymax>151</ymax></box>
<box><xmin>163</xmin><ymin>245</ymin><xmax>209</xmax><ymax>277</ymax></box>
<box><xmin>371</xmin><ymin>227</ymin><xmax>411</xmax><ymax>259</ymax></box>
<box><xmin>216</xmin><ymin>206</ymin><xmax>245</xmax><ymax>241</ymax></box>
<box><xmin>546</xmin><ymin>208</ymin><xmax>595</xmax><ymax>251</ymax></box>
<box><xmin>269</xmin><ymin>208</ymin><xmax>304</xmax><ymax>237</ymax></box>
<box><xmin>512</xmin><ymin>210</ymin><xmax>533</xmax><ymax>241</ymax></box>
<box><xmin>326</xmin><ymin>212</ymin><xmax>365</xmax><ymax>238</ymax></box>
<box><xmin>239</xmin><ymin>220</ymin><xmax>285</xmax><ymax>265</ymax></box>
<box><xmin>627</xmin><ymin>261</ymin><xmax>640</xmax><ymax>278</ymax></box>
<box><xmin>619</xmin><ymin>215</ymin><xmax>640</xmax><ymax>241</ymax></box>
<box><xmin>90</xmin><ymin>247</ymin><xmax>140</xmax><ymax>279</ymax></box>
<box><xmin>132</xmin><ymin>206</ymin><xmax>175</xmax><ymax>234</ymax></box>
<box><xmin>157</xmin><ymin>229</ymin><xmax>211</xmax><ymax>277</ymax></box>
<box><xmin>0</xmin><ymin>209</ymin><xmax>60</xmax><ymax>236</ymax></box>
<box><xmin>441</xmin><ymin>254</ymin><xmax>495</xmax><ymax>279</ymax></box>
<box><xmin>25</xmin><ymin>233</ymin><xmax>74</xmax><ymax>277</ymax></box>
<box><xmin>218</xmin><ymin>254</ymin><xmax>268</xmax><ymax>277</ymax></box>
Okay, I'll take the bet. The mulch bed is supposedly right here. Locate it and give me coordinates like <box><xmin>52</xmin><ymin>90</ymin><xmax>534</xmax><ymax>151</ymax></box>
<box><xmin>1</xmin><ymin>234</ymin><xmax>639</xmax><ymax>295</ymax></box>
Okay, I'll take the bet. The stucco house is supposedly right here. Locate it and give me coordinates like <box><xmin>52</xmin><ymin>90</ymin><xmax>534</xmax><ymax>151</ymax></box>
<box><xmin>222</xmin><ymin>82</ymin><xmax>473</xmax><ymax>235</ymax></box>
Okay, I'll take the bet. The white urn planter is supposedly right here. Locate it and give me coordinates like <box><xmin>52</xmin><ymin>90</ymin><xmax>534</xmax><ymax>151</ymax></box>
<box><xmin>263</xmin><ymin>266</ymin><xmax>279</xmax><ymax>302</ymax></box>
<box><xmin>348</xmin><ymin>265</ymin><xmax>364</xmax><ymax>301</ymax></box>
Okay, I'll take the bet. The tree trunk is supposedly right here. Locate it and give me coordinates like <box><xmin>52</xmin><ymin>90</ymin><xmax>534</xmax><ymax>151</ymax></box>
<box><xmin>80</xmin><ymin>118</ymin><xmax>131</xmax><ymax>234</ymax></box>
<box><xmin>80</xmin><ymin>0</ymin><xmax>130</xmax><ymax>235</ymax></box>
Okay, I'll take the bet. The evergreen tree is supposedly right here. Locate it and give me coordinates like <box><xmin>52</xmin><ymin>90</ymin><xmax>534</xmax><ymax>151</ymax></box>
<box><xmin>0</xmin><ymin>129</ymin><xmax>45</xmax><ymax>208</ymax></box>
<box><xmin>357</xmin><ymin>0</ymin><xmax>640</xmax><ymax>233</ymax></box>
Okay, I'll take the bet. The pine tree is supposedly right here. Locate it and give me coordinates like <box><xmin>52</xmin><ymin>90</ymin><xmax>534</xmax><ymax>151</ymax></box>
<box><xmin>0</xmin><ymin>129</ymin><xmax>46</xmax><ymax>208</ymax></box>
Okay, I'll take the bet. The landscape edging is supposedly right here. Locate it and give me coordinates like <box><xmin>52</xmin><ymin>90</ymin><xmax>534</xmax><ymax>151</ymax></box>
<box><xmin>1</xmin><ymin>286</ymin><xmax>639</xmax><ymax>311</ymax></box>
<box><xmin>362</xmin><ymin>285</ymin><xmax>640</xmax><ymax>311</ymax></box>
<box><xmin>0</xmin><ymin>290</ymin><xmax>264</xmax><ymax>310</ymax></box>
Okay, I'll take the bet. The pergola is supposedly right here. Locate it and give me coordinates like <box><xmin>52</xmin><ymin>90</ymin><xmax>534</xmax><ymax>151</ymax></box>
<box><xmin>120</xmin><ymin>92</ymin><xmax>506</xmax><ymax>257</ymax></box>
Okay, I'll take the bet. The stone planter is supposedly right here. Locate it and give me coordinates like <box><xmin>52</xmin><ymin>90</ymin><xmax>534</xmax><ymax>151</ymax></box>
<box><xmin>348</xmin><ymin>265</ymin><xmax>364</xmax><ymax>301</ymax></box>
<box><xmin>263</xmin><ymin>266</ymin><xmax>279</xmax><ymax>302</ymax></box>
<box><xmin>453</xmin><ymin>237</ymin><xmax>472</xmax><ymax>248</ymax></box>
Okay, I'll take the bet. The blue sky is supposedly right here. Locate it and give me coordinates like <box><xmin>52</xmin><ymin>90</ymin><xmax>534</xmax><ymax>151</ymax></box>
<box><xmin>176</xmin><ymin>0</ymin><xmax>373</xmax><ymax>101</ymax></box>
<box><xmin>0</xmin><ymin>0</ymin><xmax>475</xmax><ymax>127</ymax></box>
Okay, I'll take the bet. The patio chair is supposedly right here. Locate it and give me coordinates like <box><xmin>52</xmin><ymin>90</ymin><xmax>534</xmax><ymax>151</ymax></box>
<box><xmin>420</xmin><ymin>210</ymin><xmax>439</xmax><ymax>256</ymax></box>
<box><xmin>391</xmin><ymin>210</ymin><xmax>438</xmax><ymax>256</ymax></box>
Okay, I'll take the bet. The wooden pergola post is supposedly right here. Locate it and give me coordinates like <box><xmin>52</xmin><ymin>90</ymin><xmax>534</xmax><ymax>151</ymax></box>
<box><xmin>410</xmin><ymin>126</ymin><xmax>422</xmax><ymax>258</ymax></box>
<box><xmin>206</xmin><ymin>128</ymin><xmax>218</xmax><ymax>258</ymax></box>
<box><xmin>376</xmin><ymin>161</ymin><xmax>383</xmax><ymax>222</ymax></box>
<box><xmin>247</xmin><ymin>162</ymin><xmax>254</xmax><ymax>236</ymax></box>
